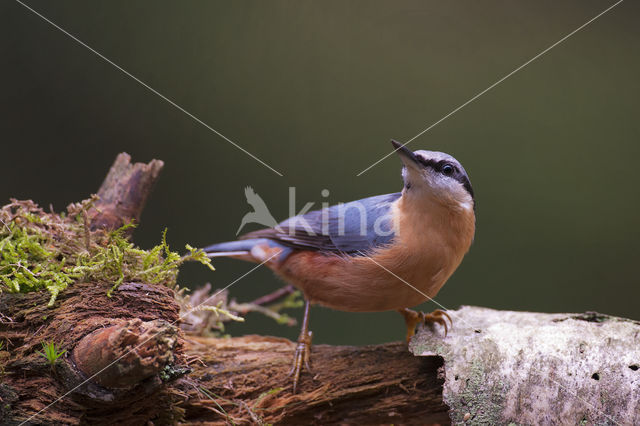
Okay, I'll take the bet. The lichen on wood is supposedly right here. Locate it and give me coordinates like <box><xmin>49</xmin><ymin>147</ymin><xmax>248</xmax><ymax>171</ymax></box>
<box><xmin>410</xmin><ymin>306</ymin><xmax>640</xmax><ymax>425</ymax></box>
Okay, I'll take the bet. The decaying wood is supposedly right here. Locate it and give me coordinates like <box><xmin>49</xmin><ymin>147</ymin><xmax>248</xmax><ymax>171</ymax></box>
<box><xmin>0</xmin><ymin>280</ymin><xmax>184</xmax><ymax>424</ymax></box>
<box><xmin>73</xmin><ymin>318</ymin><xmax>178</xmax><ymax>389</ymax></box>
<box><xmin>177</xmin><ymin>335</ymin><xmax>449</xmax><ymax>425</ymax></box>
<box><xmin>0</xmin><ymin>154</ymin><xmax>184</xmax><ymax>425</ymax></box>
<box><xmin>89</xmin><ymin>152</ymin><xmax>164</xmax><ymax>231</ymax></box>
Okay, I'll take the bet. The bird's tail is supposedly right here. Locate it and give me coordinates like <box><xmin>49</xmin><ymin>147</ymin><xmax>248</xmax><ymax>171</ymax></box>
<box><xmin>202</xmin><ymin>239</ymin><xmax>266</xmax><ymax>258</ymax></box>
<box><xmin>202</xmin><ymin>238</ymin><xmax>292</xmax><ymax>265</ymax></box>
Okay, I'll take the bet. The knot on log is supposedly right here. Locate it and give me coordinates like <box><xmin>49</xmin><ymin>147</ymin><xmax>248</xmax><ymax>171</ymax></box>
<box><xmin>73</xmin><ymin>319</ymin><xmax>177</xmax><ymax>389</ymax></box>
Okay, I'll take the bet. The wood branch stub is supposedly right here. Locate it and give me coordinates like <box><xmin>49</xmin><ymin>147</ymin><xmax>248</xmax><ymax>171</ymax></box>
<box><xmin>177</xmin><ymin>335</ymin><xmax>449</xmax><ymax>425</ymax></box>
<box><xmin>89</xmin><ymin>152</ymin><xmax>164</xmax><ymax>231</ymax></box>
<box><xmin>73</xmin><ymin>319</ymin><xmax>178</xmax><ymax>389</ymax></box>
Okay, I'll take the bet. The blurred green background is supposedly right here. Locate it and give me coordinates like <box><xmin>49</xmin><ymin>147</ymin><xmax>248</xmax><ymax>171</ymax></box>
<box><xmin>1</xmin><ymin>1</ymin><xmax>638</xmax><ymax>345</ymax></box>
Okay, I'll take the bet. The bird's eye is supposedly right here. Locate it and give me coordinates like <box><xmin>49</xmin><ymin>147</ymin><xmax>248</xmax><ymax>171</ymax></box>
<box><xmin>441</xmin><ymin>164</ymin><xmax>454</xmax><ymax>175</ymax></box>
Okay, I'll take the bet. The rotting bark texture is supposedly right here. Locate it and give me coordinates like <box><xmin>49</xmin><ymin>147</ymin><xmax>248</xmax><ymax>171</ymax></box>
<box><xmin>177</xmin><ymin>335</ymin><xmax>449</xmax><ymax>425</ymax></box>
<box><xmin>73</xmin><ymin>318</ymin><xmax>178</xmax><ymax>389</ymax></box>
<box><xmin>89</xmin><ymin>152</ymin><xmax>164</xmax><ymax>232</ymax></box>
<box><xmin>0</xmin><ymin>281</ymin><xmax>183</xmax><ymax>425</ymax></box>
<box><xmin>410</xmin><ymin>306</ymin><xmax>640</xmax><ymax>425</ymax></box>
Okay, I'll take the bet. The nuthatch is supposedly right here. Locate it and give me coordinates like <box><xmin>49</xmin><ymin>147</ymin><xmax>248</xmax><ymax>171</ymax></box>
<box><xmin>204</xmin><ymin>140</ymin><xmax>475</xmax><ymax>392</ymax></box>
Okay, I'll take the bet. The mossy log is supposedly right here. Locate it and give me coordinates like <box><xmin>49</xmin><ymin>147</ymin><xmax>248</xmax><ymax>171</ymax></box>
<box><xmin>2</xmin><ymin>154</ymin><xmax>639</xmax><ymax>425</ymax></box>
<box><xmin>0</xmin><ymin>154</ymin><xmax>188</xmax><ymax>424</ymax></box>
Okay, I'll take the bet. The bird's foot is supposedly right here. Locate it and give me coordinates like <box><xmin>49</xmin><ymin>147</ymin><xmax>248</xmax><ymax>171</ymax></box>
<box><xmin>398</xmin><ymin>308</ymin><xmax>452</xmax><ymax>342</ymax></box>
<box><xmin>287</xmin><ymin>330</ymin><xmax>313</xmax><ymax>393</ymax></box>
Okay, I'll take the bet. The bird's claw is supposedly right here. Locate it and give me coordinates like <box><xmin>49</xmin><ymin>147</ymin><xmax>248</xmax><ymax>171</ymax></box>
<box><xmin>423</xmin><ymin>309</ymin><xmax>452</xmax><ymax>336</ymax></box>
<box><xmin>287</xmin><ymin>330</ymin><xmax>313</xmax><ymax>393</ymax></box>
<box><xmin>399</xmin><ymin>308</ymin><xmax>452</xmax><ymax>342</ymax></box>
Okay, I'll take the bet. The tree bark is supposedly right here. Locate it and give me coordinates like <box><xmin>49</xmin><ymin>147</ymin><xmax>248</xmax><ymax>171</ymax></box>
<box><xmin>177</xmin><ymin>336</ymin><xmax>449</xmax><ymax>425</ymax></box>
<box><xmin>0</xmin><ymin>281</ymin><xmax>184</xmax><ymax>425</ymax></box>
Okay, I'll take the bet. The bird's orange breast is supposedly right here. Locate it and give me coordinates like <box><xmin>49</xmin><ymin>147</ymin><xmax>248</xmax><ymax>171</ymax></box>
<box><xmin>271</xmin><ymin>196</ymin><xmax>475</xmax><ymax>312</ymax></box>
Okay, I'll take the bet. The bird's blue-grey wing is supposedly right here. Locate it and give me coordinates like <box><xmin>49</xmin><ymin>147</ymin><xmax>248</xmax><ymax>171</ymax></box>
<box><xmin>326</xmin><ymin>192</ymin><xmax>399</xmax><ymax>253</ymax></box>
<box><xmin>239</xmin><ymin>192</ymin><xmax>400</xmax><ymax>254</ymax></box>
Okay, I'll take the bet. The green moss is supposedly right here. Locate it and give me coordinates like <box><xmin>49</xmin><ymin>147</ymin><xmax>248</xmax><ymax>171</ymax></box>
<box><xmin>0</xmin><ymin>199</ymin><xmax>213</xmax><ymax>306</ymax></box>
<box><xmin>37</xmin><ymin>341</ymin><xmax>66</xmax><ymax>367</ymax></box>
<box><xmin>159</xmin><ymin>364</ymin><xmax>191</xmax><ymax>382</ymax></box>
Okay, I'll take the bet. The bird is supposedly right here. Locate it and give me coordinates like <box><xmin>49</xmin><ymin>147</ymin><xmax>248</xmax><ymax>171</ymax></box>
<box><xmin>203</xmin><ymin>140</ymin><xmax>476</xmax><ymax>392</ymax></box>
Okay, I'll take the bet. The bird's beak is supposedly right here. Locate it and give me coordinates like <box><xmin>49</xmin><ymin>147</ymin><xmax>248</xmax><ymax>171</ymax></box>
<box><xmin>391</xmin><ymin>140</ymin><xmax>420</xmax><ymax>170</ymax></box>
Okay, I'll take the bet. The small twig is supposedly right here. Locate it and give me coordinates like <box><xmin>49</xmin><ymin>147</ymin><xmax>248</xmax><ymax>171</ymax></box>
<box><xmin>82</xmin><ymin>209</ymin><xmax>91</xmax><ymax>252</ymax></box>
<box><xmin>248</xmin><ymin>284</ymin><xmax>295</xmax><ymax>306</ymax></box>
<box><xmin>229</xmin><ymin>301</ymin><xmax>297</xmax><ymax>326</ymax></box>
<box><xmin>4</xmin><ymin>262</ymin><xmax>39</xmax><ymax>278</ymax></box>
<box><xmin>236</xmin><ymin>399</ymin><xmax>263</xmax><ymax>425</ymax></box>
<box><xmin>195</xmin><ymin>386</ymin><xmax>240</xmax><ymax>425</ymax></box>
<box><xmin>0</xmin><ymin>218</ymin><xmax>11</xmax><ymax>233</ymax></box>
<box><xmin>32</xmin><ymin>323</ymin><xmax>47</xmax><ymax>338</ymax></box>
<box><xmin>184</xmin><ymin>353</ymin><xmax>207</xmax><ymax>367</ymax></box>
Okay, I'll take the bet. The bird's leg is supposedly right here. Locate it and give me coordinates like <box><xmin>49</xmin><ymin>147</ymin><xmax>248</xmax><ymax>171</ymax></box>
<box><xmin>398</xmin><ymin>308</ymin><xmax>452</xmax><ymax>342</ymax></box>
<box><xmin>287</xmin><ymin>299</ymin><xmax>313</xmax><ymax>393</ymax></box>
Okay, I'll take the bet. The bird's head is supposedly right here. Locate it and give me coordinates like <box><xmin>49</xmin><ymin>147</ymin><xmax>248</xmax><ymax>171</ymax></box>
<box><xmin>392</xmin><ymin>140</ymin><xmax>474</xmax><ymax>212</ymax></box>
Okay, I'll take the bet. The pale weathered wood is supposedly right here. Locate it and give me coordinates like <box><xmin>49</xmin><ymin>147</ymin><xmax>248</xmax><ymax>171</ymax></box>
<box><xmin>410</xmin><ymin>306</ymin><xmax>640</xmax><ymax>425</ymax></box>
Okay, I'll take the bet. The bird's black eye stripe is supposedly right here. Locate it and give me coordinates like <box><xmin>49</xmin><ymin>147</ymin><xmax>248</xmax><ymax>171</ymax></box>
<box><xmin>414</xmin><ymin>155</ymin><xmax>475</xmax><ymax>203</ymax></box>
<box><xmin>416</xmin><ymin>158</ymin><xmax>458</xmax><ymax>175</ymax></box>
<box><xmin>416</xmin><ymin>156</ymin><xmax>436</xmax><ymax>168</ymax></box>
